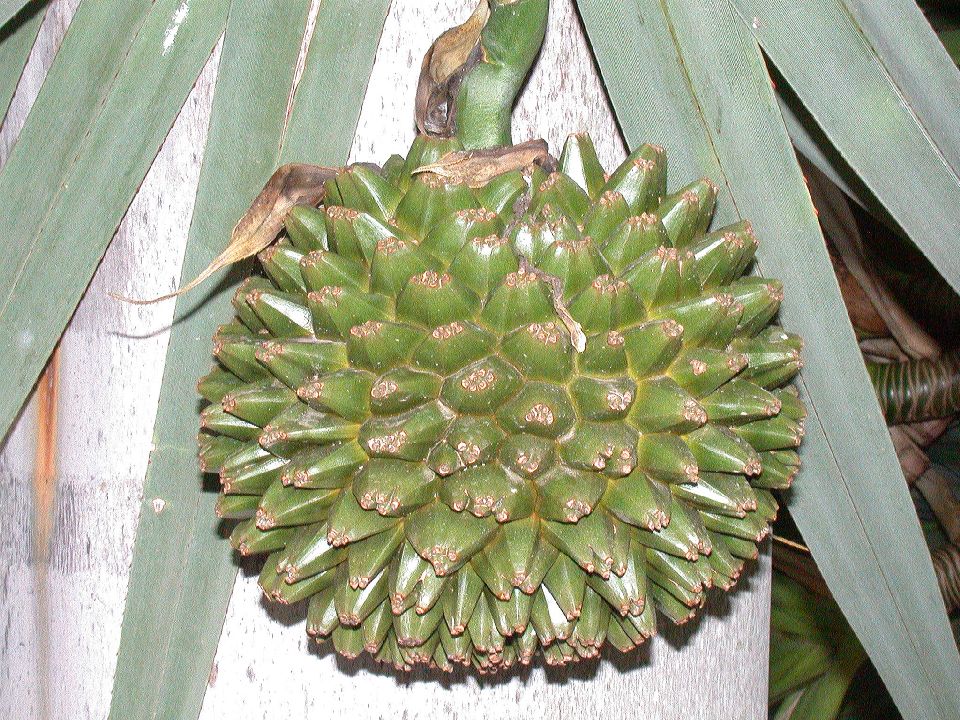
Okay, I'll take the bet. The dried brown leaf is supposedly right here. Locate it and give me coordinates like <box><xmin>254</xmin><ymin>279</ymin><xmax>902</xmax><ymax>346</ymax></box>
<box><xmin>859</xmin><ymin>337</ymin><xmax>909</xmax><ymax>363</ymax></box>
<box><xmin>931</xmin><ymin>542</ymin><xmax>960</xmax><ymax>613</ymax></box>
<box><xmin>803</xmin><ymin>157</ymin><xmax>940</xmax><ymax>360</ymax></box>
<box><xmin>889</xmin><ymin>425</ymin><xmax>932</xmax><ymax>483</ymax></box>
<box><xmin>415</xmin><ymin>1</ymin><xmax>489</xmax><ymax>136</ymax></box>
<box><xmin>413</xmin><ymin>139</ymin><xmax>552</xmax><ymax>187</ymax></box>
<box><xmin>901</xmin><ymin>418</ymin><xmax>952</xmax><ymax>447</ymax></box>
<box><xmin>515</xmin><ymin>254</ymin><xmax>587</xmax><ymax>352</ymax></box>
<box><xmin>829</xmin><ymin>247</ymin><xmax>890</xmax><ymax>337</ymax></box>
<box><xmin>773</xmin><ymin>543</ymin><xmax>832</xmax><ymax>599</ymax></box>
<box><xmin>916</xmin><ymin>468</ymin><xmax>960</xmax><ymax>546</ymax></box>
<box><xmin>114</xmin><ymin>163</ymin><xmax>336</xmax><ymax>304</ymax></box>
<box><xmin>429</xmin><ymin>0</ymin><xmax>489</xmax><ymax>85</ymax></box>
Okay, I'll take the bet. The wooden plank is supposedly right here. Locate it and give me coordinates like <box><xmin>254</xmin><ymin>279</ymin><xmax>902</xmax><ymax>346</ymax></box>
<box><xmin>0</xmin><ymin>2</ymin><xmax>772</xmax><ymax>718</ymax></box>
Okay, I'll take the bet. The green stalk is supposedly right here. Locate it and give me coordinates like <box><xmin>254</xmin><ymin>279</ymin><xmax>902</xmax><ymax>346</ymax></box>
<box><xmin>867</xmin><ymin>350</ymin><xmax>960</xmax><ymax>425</ymax></box>
<box><xmin>452</xmin><ymin>0</ymin><xmax>548</xmax><ymax>149</ymax></box>
<box><xmin>787</xmin><ymin>638</ymin><xmax>866</xmax><ymax>720</ymax></box>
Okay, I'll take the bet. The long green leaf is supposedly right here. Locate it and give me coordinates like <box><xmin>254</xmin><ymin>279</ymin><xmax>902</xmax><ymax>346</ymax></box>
<box><xmin>773</xmin><ymin>689</ymin><xmax>807</xmax><ymax>720</ymax></box>
<box><xmin>727</xmin><ymin>0</ymin><xmax>960</xmax><ymax>297</ymax></box>
<box><xmin>108</xmin><ymin>1</ymin><xmax>392</xmax><ymax>717</ymax></box>
<box><xmin>777</xmin><ymin>89</ymin><xmax>908</xmax><ymax>252</ymax></box>
<box><xmin>0</xmin><ymin>0</ymin><xmax>32</xmax><ymax>32</ymax></box>
<box><xmin>0</xmin><ymin>0</ymin><xmax>152</xmax><ymax>190</ymax></box>
<box><xmin>939</xmin><ymin>28</ymin><xmax>960</xmax><ymax>64</ymax></box>
<box><xmin>842</xmin><ymin>1</ymin><xmax>960</xmax><ymax>172</ymax></box>
<box><xmin>0</xmin><ymin>0</ymin><xmax>209</xmax><ymax>443</ymax></box>
<box><xmin>279</xmin><ymin>0</ymin><xmax>393</xmax><ymax>165</ymax></box>
<box><xmin>576</xmin><ymin>1</ymin><xmax>960</xmax><ymax>718</ymax></box>
<box><xmin>0</xmin><ymin>0</ymin><xmax>45</xmax><ymax>122</ymax></box>
<box><xmin>106</xmin><ymin>2</ymin><xmax>315</xmax><ymax>716</ymax></box>
<box><xmin>777</xmin><ymin>90</ymin><xmax>864</xmax><ymax>209</ymax></box>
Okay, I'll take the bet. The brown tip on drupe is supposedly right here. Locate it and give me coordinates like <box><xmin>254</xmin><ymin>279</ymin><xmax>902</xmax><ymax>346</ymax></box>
<box><xmin>607</xmin><ymin>330</ymin><xmax>625</xmax><ymax>347</ymax></box>
<box><xmin>683</xmin><ymin>400</ymin><xmax>707</xmax><ymax>426</ymax></box>
<box><xmin>327</xmin><ymin>529</ymin><xmax>350</xmax><ymax>547</ymax></box>
<box><xmin>599</xmin><ymin>190</ymin><xmax>623</xmax><ymax>206</ymax></box>
<box><xmin>663</xmin><ymin>320</ymin><xmax>684</xmax><ymax>338</ymax></box>
<box><xmin>723</xmin><ymin>231</ymin><xmax>745</xmax><ymax>250</ymax></box>
<box><xmin>255</xmin><ymin>508</ymin><xmax>276</xmax><ymax>531</ymax></box>
<box><xmin>633</xmin><ymin>157</ymin><xmax>656</xmax><ymax>171</ymax></box>
<box><xmin>350</xmin><ymin>320</ymin><xmax>383</xmax><ymax>338</ymax></box>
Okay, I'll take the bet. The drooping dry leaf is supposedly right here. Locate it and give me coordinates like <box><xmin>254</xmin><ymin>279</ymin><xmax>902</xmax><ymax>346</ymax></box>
<box><xmin>773</xmin><ymin>543</ymin><xmax>831</xmax><ymax>599</ymax></box>
<box><xmin>427</xmin><ymin>0</ymin><xmax>489</xmax><ymax>85</ymax></box>
<box><xmin>916</xmin><ymin>468</ymin><xmax>960</xmax><ymax>546</ymax></box>
<box><xmin>828</xmin><ymin>248</ymin><xmax>889</xmax><ymax>337</ymax></box>
<box><xmin>889</xmin><ymin>425</ymin><xmax>933</xmax><ymax>482</ymax></box>
<box><xmin>415</xmin><ymin>0</ymin><xmax>489</xmax><ymax>136</ymax></box>
<box><xmin>931</xmin><ymin>542</ymin><xmax>960</xmax><ymax>614</ymax></box>
<box><xmin>901</xmin><ymin>418</ymin><xmax>952</xmax><ymax>448</ymax></box>
<box><xmin>413</xmin><ymin>139</ymin><xmax>552</xmax><ymax>187</ymax></box>
<box><xmin>858</xmin><ymin>337</ymin><xmax>909</xmax><ymax>363</ymax></box>
<box><xmin>803</xmin><ymin>158</ymin><xmax>940</xmax><ymax>360</ymax></box>
<box><xmin>115</xmin><ymin>163</ymin><xmax>336</xmax><ymax>304</ymax></box>
<box><xmin>515</xmin><ymin>253</ymin><xmax>587</xmax><ymax>352</ymax></box>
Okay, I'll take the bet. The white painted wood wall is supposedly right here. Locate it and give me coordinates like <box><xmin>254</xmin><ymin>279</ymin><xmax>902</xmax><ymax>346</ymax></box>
<box><xmin>0</xmin><ymin>1</ymin><xmax>771</xmax><ymax>718</ymax></box>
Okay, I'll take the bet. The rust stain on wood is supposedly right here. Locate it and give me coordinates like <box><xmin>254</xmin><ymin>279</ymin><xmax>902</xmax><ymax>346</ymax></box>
<box><xmin>34</xmin><ymin>345</ymin><xmax>59</xmax><ymax>561</ymax></box>
<box><xmin>33</xmin><ymin>345</ymin><xmax>59</xmax><ymax>720</ymax></box>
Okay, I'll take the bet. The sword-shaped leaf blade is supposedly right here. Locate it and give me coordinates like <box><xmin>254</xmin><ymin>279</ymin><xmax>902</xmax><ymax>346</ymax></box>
<box><xmin>108</xmin><ymin>2</ymin><xmax>392</xmax><ymax>717</ymax></box>
<box><xmin>0</xmin><ymin>0</ymin><xmax>228</xmax><ymax>443</ymax></box>
<box><xmin>576</xmin><ymin>2</ymin><xmax>960</xmax><ymax>718</ymax></box>
<box><xmin>731</xmin><ymin>0</ymin><xmax>960</xmax><ymax>296</ymax></box>
<box><xmin>0</xmin><ymin>0</ymin><xmax>45</xmax><ymax>122</ymax></box>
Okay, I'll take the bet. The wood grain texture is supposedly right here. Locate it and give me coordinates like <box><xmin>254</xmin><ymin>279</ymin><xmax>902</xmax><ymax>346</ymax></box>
<box><xmin>0</xmin><ymin>2</ymin><xmax>771</xmax><ymax>718</ymax></box>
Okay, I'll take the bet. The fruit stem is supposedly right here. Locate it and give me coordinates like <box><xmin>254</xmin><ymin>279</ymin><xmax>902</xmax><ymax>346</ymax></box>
<box><xmin>455</xmin><ymin>0</ymin><xmax>548</xmax><ymax>149</ymax></box>
<box><xmin>417</xmin><ymin>0</ymin><xmax>549</xmax><ymax>150</ymax></box>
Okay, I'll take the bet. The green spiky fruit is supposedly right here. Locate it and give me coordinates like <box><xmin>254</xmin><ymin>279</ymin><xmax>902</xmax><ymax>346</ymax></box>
<box><xmin>198</xmin><ymin>133</ymin><xmax>805</xmax><ymax>673</ymax></box>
